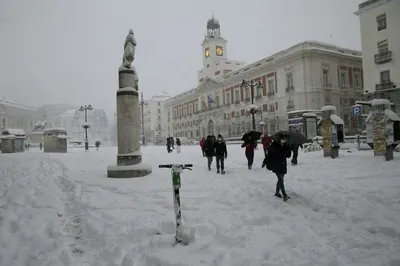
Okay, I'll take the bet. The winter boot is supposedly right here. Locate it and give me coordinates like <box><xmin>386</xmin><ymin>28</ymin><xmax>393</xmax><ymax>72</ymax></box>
<box><xmin>221</xmin><ymin>170</ymin><xmax>225</xmax><ymax>175</ymax></box>
<box><xmin>283</xmin><ymin>195</ymin><xmax>290</xmax><ymax>201</ymax></box>
<box><xmin>217</xmin><ymin>169</ymin><xmax>220</xmax><ymax>174</ymax></box>
<box><xmin>274</xmin><ymin>192</ymin><xmax>282</xmax><ymax>198</ymax></box>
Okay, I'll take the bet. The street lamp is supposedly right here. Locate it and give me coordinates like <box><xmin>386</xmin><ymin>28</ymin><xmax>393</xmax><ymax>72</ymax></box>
<box><xmin>79</xmin><ymin>104</ymin><xmax>93</xmax><ymax>151</ymax></box>
<box><xmin>139</xmin><ymin>92</ymin><xmax>147</xmax><ymax>145</ymax></box>
<box><xmin>241</xmin><ymin>79</ymin><xmax>263</xmax><ymax>130</ymax></box>
<box><xmin>1</xmin><ymin>118</ymin><xmax>5</xmax><ymax>130</ymax></box>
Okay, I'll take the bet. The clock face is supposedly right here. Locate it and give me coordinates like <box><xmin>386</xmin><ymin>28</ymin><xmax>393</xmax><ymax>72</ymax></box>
<box><xmin>216</xmin><ymin>46</ymin><xmax>223</xmax><ymax>56</ymax></box>
<box><xmin>205</xmin><ymin>47</ymin><xmax>210</xmax><ymax>58</ymax></box>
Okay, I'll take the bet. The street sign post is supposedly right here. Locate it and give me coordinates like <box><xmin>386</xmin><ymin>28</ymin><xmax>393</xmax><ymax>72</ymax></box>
<box><xmin>352</xmin><ymin>104</ymin><xmax>362</xmax><ymax>151</ymax></box>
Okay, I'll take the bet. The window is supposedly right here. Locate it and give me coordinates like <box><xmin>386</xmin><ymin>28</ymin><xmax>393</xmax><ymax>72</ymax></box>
<box><xmin>288</xmin><ymin>100</ymin><xmax>294</xmax><ymax>106</ymax></box>
<box><xmin>194</xmin><ymin>102</ymin><xmax>198</xmax><ymax>113</ymax></box>
<box><xmin>354</xmin><ymin>72</ymin><xmax>360</xmax><ymax>88</ymax></box>
<box><xmin>235</xmin><ymin>90</ymin><xmax>240</xmax><ymax>103</ymax></box>
<box><xmin>286</xmin><ymin>73</ymin><xmax>293</xmax><ymax>88</ymax></box>
<box><xmin>380</xmin><ymin>70</ymin><xmax>390</xmax><ymax>83</ymax></box>
<box><xmin>268</xmin><ymin>79</ymin><xmax>274</xmax><ymax>93</ymax></box>
<box><xmin>225</xmin><ymin>92</ymin><xmax>231</xmax><ymax>105</ymax></box>
<box><xmin>376</xmin><ymin>13</ymin><xmax>387</xmax><ymax>31</ymax></box>
<box><xmin>215</xmin><ymin>93</ymin><xmax>220</xmax><ymax>106</ymax></box>
<box><xmin>377</xmin><ymin>40</ymin><xmax>389</xmax><ymax>54</ymax></box>
<box><xmin>245</xmin><ymin>87</ymin><xmax>250</xmax><ymax>100</ymax></box>
<box><xmin>340</xmin><ymin>72</ymin><xmax>347</xmax><ymax>87</ymax></box>
<box><xmin>256</xmin><ymin>86</ymin><xmax>262</xmax><ymax>97</ymax></box>
<box><xmin>323</xmin><ymin>69</ymin><xmax>329</xmax><ymax>86</ymax></box>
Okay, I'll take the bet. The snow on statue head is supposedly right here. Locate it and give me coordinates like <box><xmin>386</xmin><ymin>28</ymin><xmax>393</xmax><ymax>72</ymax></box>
<box><xmin>121</xmin><ymin>29</ymin><xmax>137</xmax><ymax>70</ymax></box>
<box><xmin>32</xmin><ymin>121</ymin><xmax>47</xmax><ymax>132</ymax></box>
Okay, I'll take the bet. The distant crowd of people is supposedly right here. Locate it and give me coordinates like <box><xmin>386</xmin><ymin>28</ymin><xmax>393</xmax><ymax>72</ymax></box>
<box><xmin>164</xmin><ymin>130</ymin><xmax>303</xmax><ymax>201</ymax></box>
<box><xmin>197</xmin><ymin>131</ymin><xmax>303</xmax><ymax>201</ymax></box>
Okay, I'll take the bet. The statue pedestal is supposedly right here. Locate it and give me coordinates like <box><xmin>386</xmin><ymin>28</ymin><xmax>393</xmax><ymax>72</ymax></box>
<box><xmin>107</xmin><ymin>77</ymin><xmax>152</xmax><ymax>178</ymax></box>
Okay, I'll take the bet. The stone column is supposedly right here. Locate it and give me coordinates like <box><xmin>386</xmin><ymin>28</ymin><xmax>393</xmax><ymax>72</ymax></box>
<box><xmin>107</xmin><ymin>30</ymin><xmax>152</xmax><ymax>178</ymax></box>
<box><xmin>371</xmin><ymin>99</ymin><xmax>389</xmax><ymax>157</ymax></box>
<box><xmin>320</xmin><ymin>106</ymin><xmax>335</xmax><ymax>157</ymax></box>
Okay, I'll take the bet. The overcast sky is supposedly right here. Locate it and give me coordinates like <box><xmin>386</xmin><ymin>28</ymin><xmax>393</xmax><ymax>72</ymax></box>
<box><xmin>0</xmin><ymin>0</ymin><xmax>362</xmax><ymax>117</ymax></box>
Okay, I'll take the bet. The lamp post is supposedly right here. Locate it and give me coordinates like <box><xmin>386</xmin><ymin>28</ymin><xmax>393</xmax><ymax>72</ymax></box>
<box><xmin>241</xmin><ymin>79</ymin><xmax>263</xmax><ymax>130</ymax></box>
<box><xmin>79</xmin><ymin>104</ymin><xmax>93</xmax><ymax>151</ymax></box>
<box><xmin>1</xmin><ymin>118</ymin><xmax>5</xmax><ymax>130</ymax></box>
<box><xmin>139</xmin><ymin>92</ymin><xmax>147</xmax><ymax>145</ymax></box>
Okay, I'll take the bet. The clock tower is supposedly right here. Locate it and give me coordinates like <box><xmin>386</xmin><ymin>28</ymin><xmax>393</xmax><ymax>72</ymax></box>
<box><xmin>198</xmin><ymin>15</ymin><xmax>228</xmax><ymax>81</ymax></box>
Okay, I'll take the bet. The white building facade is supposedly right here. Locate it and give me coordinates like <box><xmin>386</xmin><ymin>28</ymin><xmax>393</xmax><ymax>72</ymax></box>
<box><xmin>51</xmin><ymin>109</ymin><xmax>77</xmax><ymax>135</ymax></box>
<box><xmin>0</xmin><ymin>98</ymin><xmax>36</xmax><ymax>132</ymax></box>
<box><xmin>164</xmin><ymin>17</ymin><xmax>364</xmax><ymax>138</ymax></box>
<box><xmin>355</xmin><ymin>0</ymin><xmax>400</xmax><ymax>111</ymax></box>
<box><xmin>142</xmin><ymin>92</ymin><xmax>170</xmax><ymax>143</ymax></box>
<box><xmin>70</xmin><ymin>108</ymin><xmax>109</xmax><ymax>141</ymax></box>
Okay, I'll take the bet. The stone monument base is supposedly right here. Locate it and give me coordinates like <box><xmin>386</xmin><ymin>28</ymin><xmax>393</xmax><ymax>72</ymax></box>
<box><xmin>107</xmin><ymin>163</ymin><xmax>152</xmax><ymax>178</ymax></box>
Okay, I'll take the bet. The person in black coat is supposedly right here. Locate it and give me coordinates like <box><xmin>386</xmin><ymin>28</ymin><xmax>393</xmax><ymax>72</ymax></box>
<box><xmin>166</xmin><ymin>137</ymin><xmax>172</xmax><ymax>153</ymax></box>
<box><xmin>267</xmin><ymin>133</ymin><xmax>292</xmax><ymax>201</ymax></box>
<box><xmin>290</xmin><ymin>144</ymin><xmax>303</xmax><ymax>165</ymax></box>
<box><xmin>203</xmin><ymin>135</ymin><xmax>215</xmax><ymax>170</ymax></box>
<box><xmin>214</xmin><ymin>134</ymin><xmax>227</xmax><ymax>174</ymax></box>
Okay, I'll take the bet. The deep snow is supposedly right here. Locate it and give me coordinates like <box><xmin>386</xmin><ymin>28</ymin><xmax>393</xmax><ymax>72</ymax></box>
<box><xmin>1</xmin><ymin>145</ymin><xmax>400</xmax><ymax>266</ymax></box>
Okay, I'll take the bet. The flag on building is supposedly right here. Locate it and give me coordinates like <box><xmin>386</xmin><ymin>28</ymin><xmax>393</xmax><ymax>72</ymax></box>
<box><xmin>208</xmin><ymin>95</ymin><xmax>215</xmax><ymax>104</ymax></box>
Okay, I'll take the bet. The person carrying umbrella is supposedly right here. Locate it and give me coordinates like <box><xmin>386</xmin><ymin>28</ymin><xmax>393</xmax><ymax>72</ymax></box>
<box><xmin>261</xmin><ymin>131</ymin><xmax>273</xmax><ymax>168</ymax></box>
<box><xmin>241</xmin><ymin>135</ymin><xmax>257</xmax><ymax>169</ymax></box>
<box><xmin>267</xmin><ymin>132</ymin><xmax>292</xmax><ymax>201</ymax></box>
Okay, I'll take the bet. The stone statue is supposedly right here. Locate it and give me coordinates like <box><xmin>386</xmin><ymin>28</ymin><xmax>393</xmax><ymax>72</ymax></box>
<box><xmin>122</xmin><ymin>29</ymin><xmax>137</xmax><ymax>69</ymax></box>
<box><xmin>119</xmin><ymin>29</ymin><xmax>139</xmax><ymax>91</ymax></box>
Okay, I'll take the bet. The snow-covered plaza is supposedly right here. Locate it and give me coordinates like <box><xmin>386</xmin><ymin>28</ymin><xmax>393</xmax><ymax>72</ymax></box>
<box><xmin>1</xmin><ymin>145</ymin><xmax>400</xmax><ymax>266</ymax></box>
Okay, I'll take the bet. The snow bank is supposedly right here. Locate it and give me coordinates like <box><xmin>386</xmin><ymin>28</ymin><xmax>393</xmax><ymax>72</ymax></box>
<box><xmin>1</xmin><ymin>128</ymin><xmax>26</xmax><ymax>136</ymax></box>
<box><xmin>330</xmin><ymin>114</ymin><xmax>344</xmax><ymax>125</ymax></box>
<box><xmin>321</xmin><ymin>105</ymin><xmax>336</xmax><ymax>112</ymax></box>
<box><xmin>44</xmin><ymin>127</ymin><xmax>67</xmax><ymax>133</ymax></box>
<box><xmin>303</xmin><ymin>112</ymin><xmax>317</xmax><ymax>117</ymax></box>
<box><xmin>0</xmin><ymin>157</ymin><xmax>73</xmax><ymax>266</ymax></box>
<box><xmin>371</xmin><ymin>99</ymin><xmax>390</xmax><ymax>107</ymax></box>
<box><xmin>385</xmin><ymin>109</ymin><xmax>400</xmax><ymax>121</ymax></box>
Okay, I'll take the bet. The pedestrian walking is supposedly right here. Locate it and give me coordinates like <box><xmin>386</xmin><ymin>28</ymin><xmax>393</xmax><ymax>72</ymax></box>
<box><xmin>203</xmin><ymin>135</ymin><xmax>215</xmax><ymax>170</ymax></box>
<box><xmin>261</xmin><ymin>132</ymin><xmax>272</xmax><ymax>168</ymax></box>
<box><xmin>214</xmin><ymin>134</ymin><xmax>227</xmax><ymax>174</ymax></box>
<box><xmin>176</xmin><ymin>138</ymin><xmax>181</xmax><ymax>153</ymax></box>
<box><xmin>267</xmin><ymin>133</ymin><xmax>292</xmax><ymax>201</ymax></box>
<box><xmin>200</xmin><ymin>137</ymin><xmax>206</xmax><ymax>157</ymax></box>
<box><xmin>241</xmin><ymin>136</ymin><xmax>257</xmax><ymax>169</ymax></box>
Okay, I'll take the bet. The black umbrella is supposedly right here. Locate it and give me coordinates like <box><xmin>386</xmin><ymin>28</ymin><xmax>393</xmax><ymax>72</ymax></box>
<box><xmin>272</xmin><ymin>130</ymin><xmax>307</xmax><ymax>145</ymax></box>
<box><xmin>241</xmin><ymin>130</ymin><xmax>263</xmax><ymax>141</ymax></box>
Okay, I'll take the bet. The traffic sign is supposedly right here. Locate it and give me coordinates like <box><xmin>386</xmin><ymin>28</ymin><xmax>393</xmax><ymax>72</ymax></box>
<box><xmin>351</xmin><ymin>104</ymin><xmax>362</xmax><ymax>117</ymax></box>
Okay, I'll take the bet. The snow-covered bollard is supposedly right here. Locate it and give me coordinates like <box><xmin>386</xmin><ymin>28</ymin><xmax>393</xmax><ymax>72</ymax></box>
<box><xmin>319</xmin><ymin>105</ymin><xmax>344</xmax><ymax>159</ymax></box>
<box><xmin>366</xmin><ymin>99</ymin><xmax>400</xmax><ymax>160</ymax></box>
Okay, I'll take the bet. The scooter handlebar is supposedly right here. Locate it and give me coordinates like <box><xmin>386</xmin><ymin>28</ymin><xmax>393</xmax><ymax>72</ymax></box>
<box><xmin>158</xmin><ymin>164</ymin><xmax>193</xmax><ymax>168</ymax></box>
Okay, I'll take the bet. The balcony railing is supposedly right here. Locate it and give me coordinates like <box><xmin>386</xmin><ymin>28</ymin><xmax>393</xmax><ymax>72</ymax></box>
<box><xmin>244</xmin><ymin>98</ymin><xmax>251</xmax><ymax>102</ymax></box>
<box><xmin>234</xmin><ymin>100</ymin><xmax>240</xmax><ymax>105</ymax></box>
<box><xmin>267</xmin><ymin>92</ymin><xmax>275</xmax><ymax>97</ymax></box>
<box><xmin>285</xmin><ymin>86</ymin><xmax>294</xmax><ymax>92</ymax></box>
<box><xmin>255</xmin><ymin>95</ymin><xmax>262</xmax><ymax>99</ymax></box>
<box><xmin>376</xmin><ymin>81</ymin><xmax>394</xmax><ymax>91</ymax></box>
<box><xmin>374</xmin><ymin>51</ymin><xmax>392</xmax><ymax>64</ymax></box>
